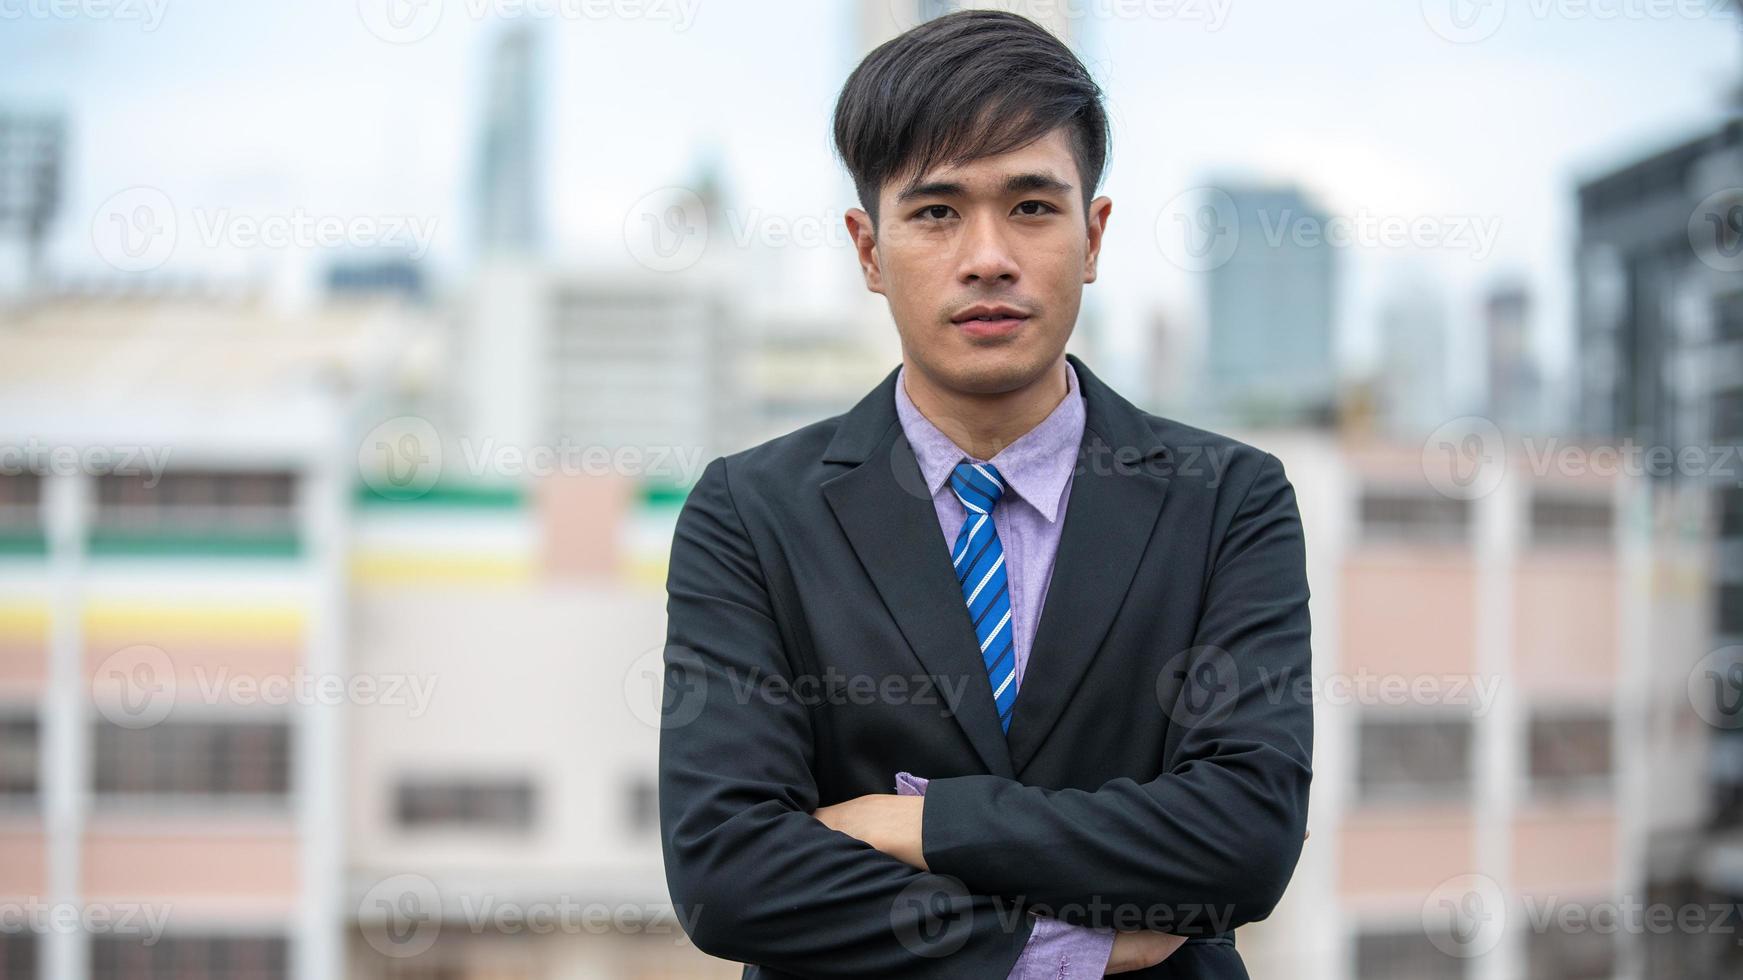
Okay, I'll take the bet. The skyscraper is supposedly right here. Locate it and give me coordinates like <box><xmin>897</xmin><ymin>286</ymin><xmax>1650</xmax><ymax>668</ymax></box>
<box><xmin>474</xmin><ymin>26</ymin><xmax>542</xmax><ymax>257</ymax></box>
<box><xmin>1203</xmin><ymin>184</ymin><xmax>1338</xmax><ymax>426</ymax></box>
<box><xmin>1376</xmin><ymin>275</ymin><xmax>1450</xmax><ymax>437</ymax></box>
<box><xmin>1484</xmin><ymin>280</ymin><xmax>1544</xmax><ymax>433</ymax></box>
<box><xmin>1574</xmin><ymin>120</ymin><xmax>1742</xmax><ymax>454</ymax></box>
<box><xmin>0</xmin><ymin>110</ymin><xmax>65</xmax><ymax>295</ymax></box>
<box><xmin>1576</xmin><ymin>116</ymin><xmax>1743</xmax><ymax>978</ymax></box>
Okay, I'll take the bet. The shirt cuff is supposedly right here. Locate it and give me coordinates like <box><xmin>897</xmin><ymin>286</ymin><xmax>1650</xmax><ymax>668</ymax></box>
<box><xmin>894</xmin><ymin>773</ymin><xmax>1113</xmax><ymax>979</ymax></box>
<box><xmin>1013</xmin><ymin>913</ymin><xmax>1116</xmax><ymax>980</ymax></box>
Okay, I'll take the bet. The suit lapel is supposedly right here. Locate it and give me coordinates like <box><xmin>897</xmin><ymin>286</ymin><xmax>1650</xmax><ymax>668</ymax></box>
<box><xmin>817</xmin><ymin>355</ymin><xmax>1171</xmax><ymax>781</ymax></box>
<box><xmin>1005</xmin><ymin>357</ymin><xmax>1171</xmax><ymax>774</ymax></box>
<box><xmin>821</xmin><ymin>367</ymin><xmax>1016</xmax><ymax>778</ymax></box>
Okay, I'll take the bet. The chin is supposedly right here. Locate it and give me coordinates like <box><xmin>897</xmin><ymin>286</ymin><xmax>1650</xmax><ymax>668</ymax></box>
<box><xmin>934</xmin><ymin>348</ymin><xmax>1052</xmax><ymax>395</ymax></box>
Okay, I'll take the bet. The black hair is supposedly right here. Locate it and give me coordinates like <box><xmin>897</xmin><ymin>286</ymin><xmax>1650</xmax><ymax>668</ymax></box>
<box><xmin>831</xmin><ymin>9</ymin><xmax>1110</xmax><ymax>229</ymax></box>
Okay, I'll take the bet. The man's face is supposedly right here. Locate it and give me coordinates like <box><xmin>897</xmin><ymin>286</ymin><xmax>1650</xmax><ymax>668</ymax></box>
<box><xmin>846</xmin><ymin>125</ymin><xmax>1111</xmax><ymax>396</ymax></box>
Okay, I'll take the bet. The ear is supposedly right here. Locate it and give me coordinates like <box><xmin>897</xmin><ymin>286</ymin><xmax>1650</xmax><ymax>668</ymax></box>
<box><xmin>1083</xmin><ymin>195</ymin><xmax>1113</xmax><ymax>285</ymax></box>
<box><xmin>845</xmin><ymin>207</ymin><xmax>886</xmax><ymax>295</ymax></box>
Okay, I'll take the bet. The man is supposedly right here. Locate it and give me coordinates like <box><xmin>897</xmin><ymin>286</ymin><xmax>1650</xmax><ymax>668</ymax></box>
<box><xmin>659</xmin><ymin>10</ymin><xmax>1311</xmax><ymax>978</ymax></box>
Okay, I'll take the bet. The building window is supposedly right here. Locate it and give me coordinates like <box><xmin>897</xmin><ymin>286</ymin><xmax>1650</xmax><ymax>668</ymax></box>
<box><xmin>395</xmin><ymin>777</ymin><xmax>536</xmax><ymax>832</ymax></box>
<box><xmin>1526</xmin><ymin>903</ymin><xmax>1618</xmax><ymax>980</ymax></box>
<box><xmin>1717</xmin><ymin>291</ymin><xmax>1743</xmax><ymax>342</ymax></box>
<box><xmin>1641</xmin><ymin>874</ymin><xmax>1723</xmax><ymax>978</ymax></box>
<box><xmin>92</xmin><ymin>934</ymin><xmax>285</xmax><ymax>980</ymax></box>
<box><xmin>0</xmin><ymin>473</ymin><xmax>45</xmax><ymax>555</ymax></box>
<box><xmin>379</xmin><ymin>966</ymin><xmax>468</xmax><ymax>980</ymax></box>
<box><xmin>92</xmin><ymin>720</ymin><xmax>291</xmax><ymax>800</ymax></box>
<box><xmin>1527</xmin><ymin>710</ymin><xmax>1613</xmax><ymax>798</ymax></box>
<box><xmin>1718</xmin><ymin>584</ymin><xmax>1743</xmax><ymax>639</ymax></box>
<box><xmin>96</xmin><ymin>469</ymin><xmax>295</xmax><ymax>520</ymax></box>
<box><xmin>626</xmin><ymin>775</ymin><xmax>657</xmax><ymax>834</ymax></box>
<box><xmin>0</xmin><ymin>472</ymin><xmax>41</xmax><ymax>523</ymax></box>
<box><xmin>91</xmin><ymin>469</ymin><xmax>298</xmax><ymax>555</ymax></box>
<box><xmin>1357</xmin><ymin>716</ymin><xmax>1473</xmax><ymax>802</ymax></box>
<box><xmin>1529</xmin><ymin>493</ymin><xmax>1613</xmax><ymax>547</ymax></box>
<box><xmin>0</xmin><ymin>928</ymin><xmax>35</xmax><ymax>979</ymax></box>
<box><xmin>0</xmin><ymin>716</ymin><xmax>36</xmax><ymax>800</ymax></box>
<box><xmin>1719</xmin><ymin>486</ymin><xmax>1743</xmax><ymax>538</ymax></box>
<box><xmin>1359</xmin><ymin>491</ymin><xmax>1471</xmax><ymax>544</ymax></box>
<box><xmin>372</xmin><ymin>949</ymin><xmax>534</xmax><ymax>980</ymax></box>
<box><xmin>1718</xmin><ymin>387</ymin><xmax>1743</xmax><ymax>445</ymax></box>
<box><xmin>1353</xmin><ymin>928</ymin><xmax>1467</xmax><ymax>980</ymax></box>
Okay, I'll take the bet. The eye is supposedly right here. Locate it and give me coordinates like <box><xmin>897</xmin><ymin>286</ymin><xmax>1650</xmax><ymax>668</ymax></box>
<box><xmin>913</xmin><ymin>204</ymin><xmax>956</xmax><ymax>221</ymax></box>
<box><xmin>1015</xmin><ymin>200</ymin><xmax>1058</xmax><ymax>216</ymax></box>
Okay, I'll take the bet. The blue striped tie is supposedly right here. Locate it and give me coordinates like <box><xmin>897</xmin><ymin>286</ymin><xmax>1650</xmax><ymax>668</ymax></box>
<box><xmin>948</xmin><ymin>460</ymin><xmax>1017</xmax><ymax>733</ymax></box>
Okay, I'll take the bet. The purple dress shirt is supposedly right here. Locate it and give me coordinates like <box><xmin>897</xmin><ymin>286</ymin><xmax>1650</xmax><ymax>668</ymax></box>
<box><xmin>889</xmin><ymin>360</ymin><xmax>1116</xmax><ymax>979</ymax></box>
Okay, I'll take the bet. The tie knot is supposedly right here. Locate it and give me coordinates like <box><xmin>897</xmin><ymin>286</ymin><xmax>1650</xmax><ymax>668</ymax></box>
<box><xmin>950</xmin><ymin>460</ymin><xmax>1005</xmax><ymax>513</ymax></box>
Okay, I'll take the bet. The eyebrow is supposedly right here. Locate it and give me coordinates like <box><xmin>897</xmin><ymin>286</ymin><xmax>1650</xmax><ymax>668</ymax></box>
<box><xmin>894</xmin><ymin>171</ymin><xmax>1076</xmax><ymax>206</ymax></box>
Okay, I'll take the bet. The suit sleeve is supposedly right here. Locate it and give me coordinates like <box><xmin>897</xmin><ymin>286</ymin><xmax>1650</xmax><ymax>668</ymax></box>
<box><xmin>916</xmin><ymin>451</ymin><xmax>1313</xmax><ymax>935</ymax></box>
<box><xmin>897</xmin><ymin>772</ymin><xmax>1118</xmax><ymax>979</ymax></box>
<box><xmin>658</xmin><ymin>456</ymin><xmax>1037</xmax><ymax>977</ymax></box>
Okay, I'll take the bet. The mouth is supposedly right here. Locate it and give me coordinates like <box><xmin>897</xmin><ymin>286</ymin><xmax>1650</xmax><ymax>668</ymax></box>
<box><xmin>950</xmin><ymin>305</ymin><xmax>1031</xmax><ymax>339</ymax></box>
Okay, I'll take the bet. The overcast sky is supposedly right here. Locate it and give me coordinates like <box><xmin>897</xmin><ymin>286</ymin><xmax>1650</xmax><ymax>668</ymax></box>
<box><xmin>2</xmin><ymin>0</ymin><xmax>1736</xmax><ymax>409</ymax></box>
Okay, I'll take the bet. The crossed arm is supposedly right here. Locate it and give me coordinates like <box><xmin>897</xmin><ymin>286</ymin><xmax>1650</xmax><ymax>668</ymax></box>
<box><xmin>658</xmin><ymin>452</ymin><xmax>1313</xmax><ymax>976</ymax></box>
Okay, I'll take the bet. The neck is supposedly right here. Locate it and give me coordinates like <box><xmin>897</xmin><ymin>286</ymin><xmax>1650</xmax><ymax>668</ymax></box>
<box><xmin>902</xmin><ymin>354</ymin><xmax>1071</xmax><ymax>461</ymax></box>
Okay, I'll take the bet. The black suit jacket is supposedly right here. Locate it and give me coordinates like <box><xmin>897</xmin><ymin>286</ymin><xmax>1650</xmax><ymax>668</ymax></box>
<box><xmin>659</xmin><ymin>353</ymin><xmax>1313</xmax><ymax>979</ymax></box>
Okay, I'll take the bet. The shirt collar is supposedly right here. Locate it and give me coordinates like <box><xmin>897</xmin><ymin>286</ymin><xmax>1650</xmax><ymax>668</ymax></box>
<box><xmin>892</xmin><ymin>359</ymin><xmax>1086</xmax><ymax>524</ymax></box>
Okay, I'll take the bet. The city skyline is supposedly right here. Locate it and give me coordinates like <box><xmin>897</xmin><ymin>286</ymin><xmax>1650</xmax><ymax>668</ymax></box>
<box><xmin>0</xmin><ymin>1</ymin><xmax>1735</xmax><ymax>414</ymax></box>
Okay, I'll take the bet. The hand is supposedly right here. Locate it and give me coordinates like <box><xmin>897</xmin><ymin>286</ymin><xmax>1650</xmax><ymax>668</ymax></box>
<box><xmin>812</xmin><ymin>793</ymin><xmax>928</xmax><ymax>871</ymax></box>
<box><xmin>1104</xmin><ymin>930</ymin><xmax>1187</xmax><ymax>975</ymax></box>
<box><xmin>1102</xmin><ymin>827</ymin><xmax>1305</xmax><ymax>975</ymax></box>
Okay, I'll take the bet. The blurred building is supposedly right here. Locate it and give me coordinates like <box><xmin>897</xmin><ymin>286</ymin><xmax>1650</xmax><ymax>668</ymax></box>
<box><xmin>1484</xmin><ymin>282</ymin><xmax>1544</xmax><ymax>435</ymax></box>
<box><xmin>0</xmin><ymin>279</ymin><xmax>745</xmax><ymax>980</ymax></box>
<box><xmin>475</xmin><ymin>27</ymin><xmax>543</xmax><ymax>259</ymax></box>
<box><xmin>1143</xmin><ymin>304</ymin><xmax>1196</xmax><ymax>418</ymax></box>
<box><xmin>343</xmin><ymin>578</ymin><xmax>728</xmax><ymax>979</ymax></box>
<box><xmin>0</xmin><ymin>285</ymin><xmax>424</xmax><ymax>980</ymax></box>
<box><xmin>1574</xmin><ymin>119</ymin><xmax>1740</xmax><ymax>456</ymax></box>
<box><xmin>1575</xmin><ymin>117</ymin><xmax>1743</xmax><ymax>978</ymax></box>
<box><xmin>0</xmin><ymin>110</ymin><xmax>65</xmax><ymax>298</ymax></box>
<box><xmin>1233</xmin><ymin>429</ymin><xmax>1704</xmax><ymax>980</ymax></box>
<box><xmin>1203</xmin><ymin>184</ymin><xmax>1338</xmax><ymax>428</ymax></box>
<box><xmin>1375</xmin><ymin>276</ymin><xmax>1451</xmax><ymax>438</ymax></box>
<box><xmin>451</xmin><ymin>263</ymin><xmax>732</xmax><ymax>466</ymax></box>
<box><xmin>325</xmin><ymin>252</ymin><xmax>429</xmax><ymax>307</ymax></box>
<box><xmin>730</xmin><ymin>314</ymin><xmax>900</xmax><ymax>450</ymax></box>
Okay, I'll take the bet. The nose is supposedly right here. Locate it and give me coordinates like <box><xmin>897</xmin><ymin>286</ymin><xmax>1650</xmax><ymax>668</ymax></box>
<box><xmin>955</xmin><ymin>211</ymin><xmax>1019</xmax><ymax>284</ymax></box>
